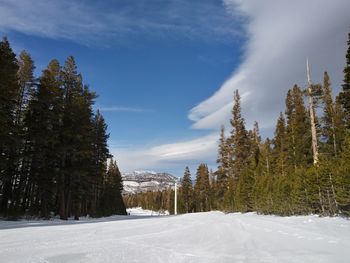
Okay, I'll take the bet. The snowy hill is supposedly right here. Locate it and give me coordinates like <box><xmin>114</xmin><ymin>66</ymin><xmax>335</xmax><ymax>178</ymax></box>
<box><xmin>0</xmin><ymin>211</ymin><xmax>349</xmax><ymax>262</ymax></box>
<box><xmin>122</xmin><ymin>171</ymin><xmax>178</xmax><ymax>194</ymax></box>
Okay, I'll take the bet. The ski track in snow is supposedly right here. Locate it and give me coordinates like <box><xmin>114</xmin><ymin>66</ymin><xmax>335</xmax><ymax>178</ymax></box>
<box><xmin>0</xmin><ymin>210</ymin><xmax>349</xmax><ymax>263</ymax></box>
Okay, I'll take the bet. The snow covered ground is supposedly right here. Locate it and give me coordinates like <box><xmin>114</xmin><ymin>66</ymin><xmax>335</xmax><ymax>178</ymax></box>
<box><xmin>0</xmin><ymin>210</ymin><xmax>349</xmax><ymax>263</ymax></box>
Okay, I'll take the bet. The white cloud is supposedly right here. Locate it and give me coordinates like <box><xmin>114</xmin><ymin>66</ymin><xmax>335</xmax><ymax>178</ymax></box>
<box><xmin>111</xmin><ymin>133</ymin><xmax>219</xmax><ymax>175</ymax></box>
<box><xmin>0</xmin><ymin>0</ymin><xmax>242</xmax><ymax>45</ymax></box>
<box><xmin>189</xmin><ymin>0</ymin><xmax>350</xmax><ymax>133</ymax></box>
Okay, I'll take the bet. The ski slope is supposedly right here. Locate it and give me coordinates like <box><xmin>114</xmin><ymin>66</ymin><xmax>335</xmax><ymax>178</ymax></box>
<box><xmin>0</xmin><ymin>210</ymin><xmax>349</xmax><ymax>262</ymax></box>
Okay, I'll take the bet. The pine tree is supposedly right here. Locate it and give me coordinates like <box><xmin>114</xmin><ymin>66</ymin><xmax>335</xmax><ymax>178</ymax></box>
<box><xmin>16</xmin><ymin>50</ymin><xmax>35</xmax><ymax>126</ymax></box>
<box><xmin>227</xmin><ymin>90</ymin><xmax>250</xmax><ymax>180</ymax></box>
<box><xmin>333</xmin><ymin>134</ymin><xmax>350</xmax><ymax>216</ymax></box>
<box><xmin>8</xmin><ymin>51</ymin><xmax>36</xmax><ymax>215</ymax></box>
<box><xmin>20</xmin><ymin>59</ymin><xmax>63</xmax><ymax>217</ymax></box>
<box><xmin>252</xmin><ymin>139</ymin><xmax>273</xmax><ymax>213</ymax></box>
<box><xmin>285</xmin><ymin>85</ymin><xmax>312</xmax><ymax>172</ymax></box>
<box><xmin>333</xmin><ymin>98</ymin><xmax>346</xmax><ymax>152</ymax></box>
<box><xmin>9</xmin><ymin>50</ymin><xmax>37</xmax><ymax>215</ymax></box>
<box><xmin>316</xmin><ymin>159</ymin><xmax>339</xmax><ymax>216</ymax></box>
<box><xmin>272</xmin><ymin>113</ymin><xmax>287</xmax><ymax>177</ymax></box>
<box><xmin>210</xmin><ymin>32</ymin><xmax>350</xmax><ymax>217</ymax></box>
<box><xmin>194</xmin><ymin>164</ymin><xmax>210</xmax><ymax>212</ymax></box>
<box><xmin>89</xmin><ymin>110</ymin><xmax>110</xmax><ymax>215</ymax></box>
<box><xmin>180</xmin><ymin>166</ymin><xmax>192</xmax><ymax>213</ymax></box>
<box><xmin>250</xmin><ymin>121</ymin><xmax>261</xmax><ymax>169</ymax></box>
<box><xmin>0</xmin><ymin>39</ymin><xmax>125</xmax><ymax>219</ymax></box>
<box><xmin>58</xmin><ymin>56</ymin><xmax>96</xmax><ymax>220</ymax></box>
<box><xmin>322</xmin><ymin>72</ymin><xmax>335</xmax><ymax>156</ymax></box>
<box><xmin>339</xmin><ymin>32</ymin><xmax>350</xmax><ymax>125</ymax></box>
<box><xmin>99</xmin><ymin>159</ymin><xmax>127</xmax><ymax>216</ymax></box>
<box><xmin>235</xmin><ymin>168</ymin><xmax>254</xmax><ymax>212</ymax></box>
<box><xmin>0</xmin><ymin>38</ymin><xmax>20</xmax><ymax>216</ymax></box>
<box><xmin>235</xmin><ymin>122</ymin><xmax>261</xmax><ymax>212</ymax></box>
<box><xmin>259</xmin><ymin>139</ymin><xmax>272</xmax><ymax>177</ymax></box>
<box><xmin>215</xmin><ymin>125</ymin><xmax>230</xmax><ymax>208</ymax></box>
<box><xmin>216</xmin><ymin>125</ymin><xmax>229</xmax><ymax>181</ymax></box>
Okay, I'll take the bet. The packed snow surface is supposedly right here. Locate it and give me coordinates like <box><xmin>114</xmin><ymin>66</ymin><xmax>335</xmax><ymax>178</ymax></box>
<box><xmin>1</xmin><ymin>210</ymin><xmax>349</xmax><ymax>263</ymax></box>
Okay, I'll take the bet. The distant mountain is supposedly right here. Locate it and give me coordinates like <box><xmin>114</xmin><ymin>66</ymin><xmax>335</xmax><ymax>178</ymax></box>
<box><xmin>122</xmin><ymin>171</ymin><xmax>178</xmax><ymax>194</ymax></box>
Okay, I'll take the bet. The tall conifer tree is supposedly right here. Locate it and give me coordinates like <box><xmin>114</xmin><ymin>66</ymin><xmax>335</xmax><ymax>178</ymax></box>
<box><xmin>194</xmin><ymin>164</ymin><xmax>210</xmax><ymax>212</ymax></box>
<box><xmin>181</xmin><ymin>167</ymin><xmax>193</xmax><ymax>213</ymax></box>
<box><xmin>23</xmin><ymin>60</ymin><xmax>63</xmax><ymax>217</ymax></box>
<box><xmin>339</xmin><ymin>32</ymin><xmax>350</xmax><ymax>125</ymax></box>
<box><xmin>285</xmin><ymin>85</ymin><xmax>312</xmax><ymax>171</ymax></box>
<box><xmin>0</xmin><ymin>38</ymin><xmax>20</xmax><ymax>216</ymax></box>
<box><xmin>272</xmin><ymin>113</ymin><xmax>287</xmax><ymax>176</ymax></box>
<box><xmin>321</xmin><ymin>72</ymin><xmax>339</xmax><ymax>157</ymax></box>
<box><xmin>228</xmin><ymin>90</ymin><xmax>250</xmax><ymax>180</ymax></box>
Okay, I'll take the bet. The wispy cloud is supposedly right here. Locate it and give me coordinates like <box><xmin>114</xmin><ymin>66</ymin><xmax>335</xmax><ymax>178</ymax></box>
<box><xmin>0</xmin><ymin>0</ymin><xmax>243</xmax><ymax>45</ymax></box>
<box><xmin>98</xmin><ymin>106</ymin><xmax>153</xmax><ymax>113</ymax></box>
<box><xmin>111</xmin><ymin>133</ymin><xmax>219</xmax><ymax>175</ymax></box>
<box><xmin>189</xmin><ymin>0</ymin><xmax>350</xmax><ymax>133</ymax></box>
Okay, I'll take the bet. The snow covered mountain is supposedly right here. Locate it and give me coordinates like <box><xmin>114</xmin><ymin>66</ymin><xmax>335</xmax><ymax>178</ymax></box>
<box><xmin>122</xmin><ymin>171</ymin><xmax>178</xmax><ymax>194</ymax></box>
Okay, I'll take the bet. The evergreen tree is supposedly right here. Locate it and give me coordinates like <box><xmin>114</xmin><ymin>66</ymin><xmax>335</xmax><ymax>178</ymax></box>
<box><xmin>8</xmin><ymin>50</ymin><xmax>37</xmax><ymax>215</ymax></box>
<box><xmin>16</xmin><ymin>50</ymin><xmax>35</xmax><ymax>126</ymax></box>
<box><xmin>89</xmin><ymin>110</ymin><xmax>110</xmax><ymax>215</ymax></box>
<box><xmin>0</xmin><ymin>38</ymin><xmax>126</xmax><ymax>219</ymax></box>
<box><xmin>333</xmin><ymin>98</ymin><xmax>346</xmax><ymax>153</ymax></box>
<box><xmin>21</xmin><ymin>59</ymin><xmax>63</xmax><ymax>217</ymax></box>
<box><xmin>272</xmin><ymin>113</ymin><xmax>287</xmax><ymax>176</ymax></box>
<box><xmin>252</xmin><ymin>139</ymin><xmax>273</xmax><ymax>213</ymax></box>
<box><xmin>180</xmin><ymin>166</ymin><xmax>192</xmax><ymax>213</ymax></box>
<box><xmin>333</xmin><ymin>134</ymin><xmax>350</xmax><ymax>216</ymax></box>
<box><xmin>58</xmin><ymin>56</ymin><xmax>96</xmax><ymax>220</ymax></box>
<box><xmin>235</xmin><ymin>168</ymin><xmax>254</xmax><ymax>212</ymax></box>
<box><xmin>339</xmin><ymin>32</ymin><xmax>350</xmax><ymax>125</ymax></box>
<box><xmin>99</xmin><ymin>159</ymin><xmax>127</xmax><ymax>216</ymax></box>
<box><xmin>227</xmin><ymin>90</ymin><xmax>250</xmax><ymax>180</ymax></box>
<box><xmin>194</xmin><ymin>164</ymin><xmax>210</xmax><ymax>212</ymax></box>
<box><xmin>250</xmin><ymin>121</ymin><xmax>261</xmax><ymax>169</ymax></box>
<box><xmin>215</xmin><ymin>125</ymin><xmax>229</xmax><ymax>208</ymax></box>
<box><xmin>322</xmin><ymin>72</ymin><xmax>335</xmax><ymax>155</ymax></box>
<box><xmin>285</xmin><ymin>85</ymin><xmax>312</xmax><ymax>172</ymax></box>
<box><xmin>321</xmin><ymin>71</ymin><xmax>344</xmax><ymax>158</ymax></box>
<box><xmin>0</xmin><ymin>38</ymin><xmax>20</xmax><ymax>216</ymax></box>
<box><xmin>216</xmin><ymin>125</ymin><xmax>229</xmax><ymax>181</ymax></box>
<box><xmin>259</xmin><ymin>139</ymin><xmax>272</xmax><ymax>177</ymax></box>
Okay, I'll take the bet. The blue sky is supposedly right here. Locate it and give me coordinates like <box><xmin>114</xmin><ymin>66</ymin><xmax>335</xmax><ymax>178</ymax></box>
<box><xmin>1</xmin><ymin>0</ymin><xmax>349</xmax><ymax>176</ymax></box>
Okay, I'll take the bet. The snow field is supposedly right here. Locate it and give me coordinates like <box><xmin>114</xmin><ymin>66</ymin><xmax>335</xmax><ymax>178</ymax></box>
<box><xmin>0</xmin><ymin>210</ymin><xmax>349</xmax><ymax>262</ymax></box>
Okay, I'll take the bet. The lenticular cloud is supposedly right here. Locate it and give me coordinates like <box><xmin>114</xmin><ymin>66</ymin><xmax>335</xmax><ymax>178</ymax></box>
<box><xmin>189</xmin><ymin>0</ymin><xmax>350</xmax><ymax>132</ymax></box>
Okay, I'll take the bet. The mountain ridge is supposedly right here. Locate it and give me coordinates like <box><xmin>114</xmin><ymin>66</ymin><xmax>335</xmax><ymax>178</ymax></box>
<box><xmin>122</xmin><ymin>171</ymin><xmax>179</xmax><ymax>194</ymax></box>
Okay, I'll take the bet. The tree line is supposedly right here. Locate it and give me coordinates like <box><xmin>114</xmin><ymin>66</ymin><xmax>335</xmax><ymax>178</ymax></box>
<box><xmin>0</xmin><ymin>38</ymin><xmax>126</xmax><ymax>219</ymax></box>
<box><xmin>130</xmin><ymin>32</ymin><xmax>350</xmax><ymax>217</ymax></box>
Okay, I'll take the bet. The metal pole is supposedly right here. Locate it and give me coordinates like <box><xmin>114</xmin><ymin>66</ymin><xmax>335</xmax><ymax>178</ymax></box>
<box><xmin>174</xmin><ymin>180</ymin><xmax>177</xmax><ymax>215</ymax></box>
